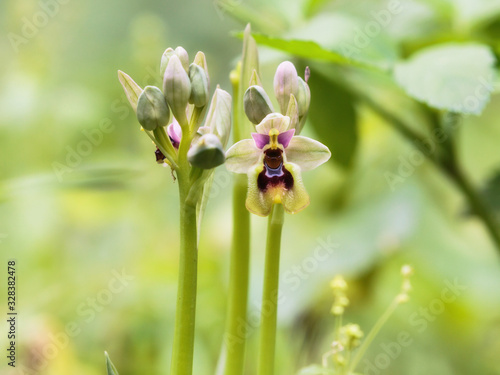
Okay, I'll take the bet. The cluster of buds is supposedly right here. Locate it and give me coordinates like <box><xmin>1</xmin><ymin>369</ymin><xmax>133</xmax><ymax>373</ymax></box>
<box><xmin>330</xmin><ymin>275</ymin><xmax>349</xmax><ymax>316</ymax></box>
<box><xmin>243</xmin><ymin>62</ymin><xmax>311</xmax><ymax>134</ymax></box>
<box><xmin>118</xmin><ymin>46</ymin><xmax>231</xmax><ymax>171</ymax></box>
<box><xmin>226</xmin><ymin>62</ymin><xmax>330</xmax><ymax>216</ymax></box>
<box><xmin>397</xmin><ymin>264</ymin><xmax>413</xmax><ymax>304</ymax></box>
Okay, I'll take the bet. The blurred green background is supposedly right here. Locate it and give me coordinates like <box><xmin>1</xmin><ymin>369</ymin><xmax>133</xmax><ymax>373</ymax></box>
<box><xmin>1</xmin><ymin>0</ymin><xmax>500</xmax><ymax>374</ymax></box>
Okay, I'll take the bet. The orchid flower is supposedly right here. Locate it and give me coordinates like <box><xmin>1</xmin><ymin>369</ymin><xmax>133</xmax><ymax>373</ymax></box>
<box><xmin>226</xmin><ymin>113</ymin><xmax>330</xmax><ymax>216</ymax></box>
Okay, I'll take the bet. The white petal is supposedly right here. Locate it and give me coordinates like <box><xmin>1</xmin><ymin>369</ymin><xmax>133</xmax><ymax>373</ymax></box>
<box><xmin>256</xmin><ymin>113</ymin><xmax>290</xmax><ymax>134</ymax></box>
<box><xmin>285</xmin><ymin>136</ymin><xmax>331</xmax><ymax>171</ymax></box>
<box><xmin>225</xmin><ymin>139</ymin><xmax>261</xmax><ymax>173</ymax></box>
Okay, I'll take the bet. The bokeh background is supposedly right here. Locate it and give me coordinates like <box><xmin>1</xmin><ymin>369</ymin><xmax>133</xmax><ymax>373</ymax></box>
<box><xmin>1</xmin><ymin>0</ymin><xmax>500</xmax><ymax>374</ymax></box>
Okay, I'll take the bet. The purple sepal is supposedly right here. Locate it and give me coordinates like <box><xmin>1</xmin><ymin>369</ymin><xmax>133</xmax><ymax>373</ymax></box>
<box><xmin>252</xmin><ymin>133</ymin><xmax>270</xmax><ymax>149</ymax></box>
<box><xmin>277</xmin><ymin>129</ymin><xmax>295</xmax><ymax>148</ymax></box>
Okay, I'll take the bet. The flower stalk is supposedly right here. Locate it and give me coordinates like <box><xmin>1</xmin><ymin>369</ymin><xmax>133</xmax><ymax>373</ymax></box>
<box><xmin>223</xmin><ymin>24</ymin><xmax>258</xmax><ymax>375</ymax></box>
<box><xmin>257</xmin><ymin>204</ymin><xmax>284</xmax><ymax>375</ymax></box>
<box><xmin>118</xmin><ymin>47</ymin><xmax>232</xmax><ymax>375</ymax></box>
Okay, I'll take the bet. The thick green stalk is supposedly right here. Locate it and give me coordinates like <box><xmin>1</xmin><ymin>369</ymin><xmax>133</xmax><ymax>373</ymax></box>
<box><xmin>224</xmin><ymin>174</ymin><xmax>251</xmax><ymax>374</ymax></box>
<box><xmin>170</xmin><ymin>113</ymin><xmax>199</xmax><ymax>375</ymax></box>
<box><xmin>170</xmin><ymin>171</ymin><xmax>198</xmax><ymax>375</ymax></box>
<box><xmin>223</xmin><ymin>24</ymin><xmax>258</xmax><ymax>375</ymax></box>
<box><xmin>257</xmin><ymin>204</ymin><xmax>285</xmax><ymax>375</ymax></box>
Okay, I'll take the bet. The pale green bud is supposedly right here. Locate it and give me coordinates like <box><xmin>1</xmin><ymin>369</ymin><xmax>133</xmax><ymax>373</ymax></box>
<box><xmin>249</xmin><ymin>69</ymin><xmax>262</xmax><ymax>87</ymax></box>
<box><xmin>188</xmin><ymin>133</ymin><xmax>225</xmax><ymax>169</ymax></box>
<box><xmin>193</xmin><ymin>51</ymin><xmax>209</xmax><ymax>84</ymax></box>
<box><xmin>244</xmin><ymin>85</ymin><xmax>274</xmax><ymax>124</ymax></box>
<box><xmin>136</xmin><ymin>86</ymin><xmax>170</xmax><ymax>131</ymax></box>
<box><xmin>175</xmin><ymin>46</ymin><xmax>189</xmax><ymax>72</ymax></box>
<box><xmin>285</xmin><ymin>94</ymin><xmax>299</xmax><ymax>131</ymax></box>
<box><xmin>160</xmin><ymin>48</ymin><xmax>176</xmax><ymax>80</ymax></box>
<box><xmin>205</xmin><ymin>88</ymin><xmax>232</xmax><ymax>147</ymax></box>
<box><xmin>188</xmin><ymin>64</ymin><xmax>209</xmax><ymax>108</ymax></box>
<box><xmin>274</xmin><ymin>61</ymin><xmax>299</xmax><ymax>114</ymax></box>
<box><xmin>118</xmin><ymin>70</ymin><xmax>143</xmax><ymax>114</ymax></box>
<box><xmin>163</xmin><ymin>55</ymin><xmax>191</xmax><ymax>126</ymax></box>
<box><xmin>297</xmin><ymin>77</ymin><xmax>311</xmax><ymax>116</ymax></box>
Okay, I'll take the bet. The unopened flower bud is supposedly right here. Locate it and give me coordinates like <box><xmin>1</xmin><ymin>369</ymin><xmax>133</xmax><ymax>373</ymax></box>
<box><xmin>244</xmin><ymin>85</ymin><xmax>274</xmax><ymax>124</ymax></box>
<box><xmin>249</xmin><ymin>69</ymin><xmax>262</xmax><ymax>87</ymax></box>
<box><xmin>296</xmin><ymin>76</ymin><xmax>311</xmax><ymax>117</ymax></box>
<box><xmin>188</xmin><ymin>64</ymin><xmax>209</xmax><ymax>108</ymax></box>
<box><xmin>160</xmin><ymin>48</ymin><xmax>176</xmax><ymax>80</ymax></box>
<box><xmin>193</xmin><ymin>51</ymin><xmax>209</xmax><ymax>84</ymax></box>
<box><xmin>274</xmin><ymin>61</ymin><xmax>299</xmax><ymax>114</ymax></box>
<box><xmin>136</xmin><ymin>86</ymin><xmax>170</xmax><ymax>131</ymax></box>
<box><xmin>175</xmin><ymin>46</ymin><xmax>190</xmax><ymax>72</ymax></box>
<box><xmin>163</xmin><ymin>55</ymin><xmax>191</xmax><ymax>126</ymax></box>
<box><xmin>205</xmin><ymin>88</ymin><xmax>232</xmax><ymax>147</ymax></box>
<box><xmin>188</xmin><ymin>133</ymin><xmax>225</xmax><ymax>169</ymax></box>
<box><xmin>285</xmin><ymin>94</ymin><xmax>299</xmax><ymax>130</ymax></box>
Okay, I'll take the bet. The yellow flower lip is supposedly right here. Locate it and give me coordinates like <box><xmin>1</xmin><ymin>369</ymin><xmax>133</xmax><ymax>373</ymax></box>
<box><xmin>269</xmin><ymin>128</ymin><xmax>280</xmax><ymax>150</ymax></box>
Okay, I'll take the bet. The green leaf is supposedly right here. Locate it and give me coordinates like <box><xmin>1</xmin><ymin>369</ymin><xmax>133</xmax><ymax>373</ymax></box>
<box><xmin>306</xmin><ymin>66</ymin><xmax>357</xmax><ymax>169</ymax></box>
<box><xmin>105</xmin><ymin>351</ymin><xmax>120</xmax><ymax>375</ymax></box>
<box><xmin>251</xmin><ymin>33</ymin><xmax>357</xmax><ymax>67</ymax></box>
<box><xmin>117</xmin><ymin>70</ymin><xmax>143</xmax><ymax>113</ymax></box>
<box><xmin>252</xmin><ymin>13</ymin><xmax>399</xmax><ymax>71</ymax></box>
<box><xmin>393</xmin><ymin>43</ymin><xmax>496</xmax><ymax>115</ymax></box>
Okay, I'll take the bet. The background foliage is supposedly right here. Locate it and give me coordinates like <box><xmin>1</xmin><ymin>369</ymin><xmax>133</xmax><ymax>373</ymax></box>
<box><xmin>1</xmin><ymin>0</ymin><xmax>500</xmax><ymax>374</ymax></box>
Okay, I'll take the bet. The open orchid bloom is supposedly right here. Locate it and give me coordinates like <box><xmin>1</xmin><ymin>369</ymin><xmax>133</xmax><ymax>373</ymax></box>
<box><xmin>226</xmin><ymin>113</ymin><xmax>331</xmax><ymax>216</ymax></box>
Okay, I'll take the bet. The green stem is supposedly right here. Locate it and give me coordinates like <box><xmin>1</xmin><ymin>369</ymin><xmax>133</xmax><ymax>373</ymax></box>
<box><xmin>348</xmin><ymin>298</ymin><xmax>399</xmax><ymax>373</ymax></box>
<box><xmin>360</xmin><ymin>94</ymin><xmax>500</xmax><ymax>254</ymax></box>
<box><xmin>170</xmin><ymin>173</ymin><xmax>198</xmax><ymax>375</ymax></box>
<box><xmin>223</xmin><ymin>27</ymin><xmax>258</xmax><ymax>375</ymax></box>
<box><xmin>446</xmin><ymin>165</ymin><xmax>500</xmax><ymax>250</ymax></box>
<box><xmin>223</xmin><ymin>175</ymin><xmax>251</xmax><ymax>375</ymax></box>
<box><xmin>169</xmin><ymin>110</ymin><xmax>201</xmax><ymax>375</ymax></box>
<box><xmin>257</xmin><ymin>204</ymin><xmax>285</xmax><ymax>375</ymax></box>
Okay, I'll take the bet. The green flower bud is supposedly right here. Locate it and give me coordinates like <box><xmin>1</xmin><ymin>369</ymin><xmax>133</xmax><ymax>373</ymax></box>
<box><xmin>160</xmin><ymin>48</ymin><xmax>176</xmax><ymax>81</ymax></box>
<box><xmin>205</xmin><ymin>88</ymin><xmax>232</xmax><ymax>147</ymax></box>
<box><xmin>163</xmin><ymin>55</ymin><xmax>191</xmax><ymax>126</ymax></box>
<box><xmin>188</xmin><ymin>63</ymin><xmax>209</xmax><ymax>108</ymax></box>
<box><xmin>274</xmin><ymin>61</ymin><xmax>299</xmax><ymax>114</ymax></box>
<box><xmin>296</xmin><ymin>77</ymin><xmax>311</xmax><ymax>134</ymax></box>
<box><xmin>296</xmin><ymin>76</ymin><xmax>311</xmax><ymax>118</ymax></box>
<box><xmin>188</xmin><ymin>133</ymin><xmax>225</xmax><ymax>169</ymax></box>
<box><xmin>175</xmin><ymin>46</ymin><xmax>189</xmax><ymax>72</ymax></box>
<box><xmin>118</xmin><ymin>70</ymin><xmax>143</xmax><ymax>113</ymax></box>
<box><xmin>193</xmin><ymin>51</ymin><xmax>209</xmax><ymax>84</ymax></box>
<box><xmin>136</xmin><ymin>86</ymin><xmax>170</xmax><ymax>131</ymax></box>
<box><xmin>243</xmin><ymin>85</ymin><xmax>274</xmax><ymax>124</ymax></box>
<box><xmin>249</xmin><ymin>69</ymin><xmax>262</xmax><ymax>87</ymax></box>
<box><xmin>285</xmin><ymin>94</ymin><xmax>299</xmax><ymax>131</ymax></box>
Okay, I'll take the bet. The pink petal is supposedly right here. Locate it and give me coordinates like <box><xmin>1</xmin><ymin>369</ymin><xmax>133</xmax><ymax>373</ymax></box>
<box><xmin>278</xmin><ymin>129</ymin><xmax>295</xmax><ymax>148</ymax></box>
<box><xmin>252</xmin><ymin>133</ymin><xmax>270</xmax><ymax>149</ymax></box>
<box><xmin>167</xmin><ymin>120</ymin><xmax>182</xmax><ymax>143</ymax></box>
